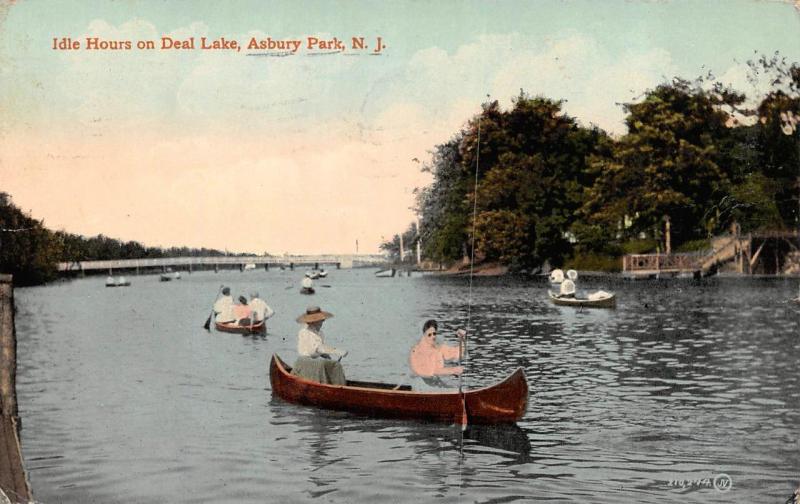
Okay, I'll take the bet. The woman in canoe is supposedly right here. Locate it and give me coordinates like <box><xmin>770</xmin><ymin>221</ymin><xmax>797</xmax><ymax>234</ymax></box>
<box><xmin>291</xmin><ymin>306</ymin><xmax>348</xmax><ymax>385</ymax></box>
<box><xmin>409</xmin><ymin>320</ymin><xmax>466</xmax><ymax>386</ymax></box>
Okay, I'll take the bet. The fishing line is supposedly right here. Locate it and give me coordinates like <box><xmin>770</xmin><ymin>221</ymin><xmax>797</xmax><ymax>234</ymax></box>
<box><xmin>459</xmin><ymin>107</ymin><xmax>482</xmax><ymax>470</ymax></box>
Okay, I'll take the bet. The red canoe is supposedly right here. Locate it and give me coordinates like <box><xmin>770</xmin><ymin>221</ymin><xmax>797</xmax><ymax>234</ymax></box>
<box><xmin>269</xmin><ymin>354</ymin><xmax>528</xmax><ymax>425</ymax></box>
<box><xmin>215</xmin><ymin>320</ymin><xmax>266</xmax><ymax>334</ymax></box>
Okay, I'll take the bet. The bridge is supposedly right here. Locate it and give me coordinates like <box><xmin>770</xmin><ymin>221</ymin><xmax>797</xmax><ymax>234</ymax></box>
<box><xmin>57</xmin><ymin>254</ymin><xmax>388</xmax><ymax>275</ymax></box>
<box><xmin>623</xmin><ymin>230</ymin><xmax>800</xmax><ymax>278</ymax></box>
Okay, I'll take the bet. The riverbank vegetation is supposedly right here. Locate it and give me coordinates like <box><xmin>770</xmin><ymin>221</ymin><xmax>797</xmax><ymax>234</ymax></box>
<box><xmin>382</xmin><ymin>55</ymin><xmax>800</xmax><ymax>273</ymax></box>
<box><xmin>0</xmin><ymin>192</ymin><xmax>231</xmax><ymax>286</ymax></box>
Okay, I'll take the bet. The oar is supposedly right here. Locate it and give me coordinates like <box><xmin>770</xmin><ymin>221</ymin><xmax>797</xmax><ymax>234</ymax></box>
<box><xmin>457</xmin><ymin>329</ymin><xmax>468</xmax><ymax>428</ymax></box>
<box><xmin>203</xmin><ymin>285</ymin><xmax>224</xmax><ymax>331</ymax></box>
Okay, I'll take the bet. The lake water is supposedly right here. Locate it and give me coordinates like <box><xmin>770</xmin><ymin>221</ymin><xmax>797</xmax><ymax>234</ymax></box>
<box><xmin>12</xmin><ymin>269</ymin><xmax>800</xmax><ymax>503</ymax></box>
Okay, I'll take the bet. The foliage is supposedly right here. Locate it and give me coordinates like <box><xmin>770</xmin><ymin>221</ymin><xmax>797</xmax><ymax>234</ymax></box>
<box><xmin>380</xmin><ymin>222</ymin><xmax>419</xmax><ymax>263</ymax></box>
<box><xmin>414</xmin><ymin>93</ymin><xmax>608</xmax><ymax>269</ymax></box>
<box><xmin>674</xmin><ymin>238</ymin><xmax>711</xmax><ymax>253</ymax></box>
<box><xmin>564</xmin><ymin>253</ymin><xmax>621</xmax><ymax>273</ymax></box>
<box><xmin>747</xmin><ymin>54</ymin><xmax>800</xmax><ymax>228</ymax></box>
<box><xmin>621</xmin><ymin>239</ymin><xmax>660</xmax><ymax>255</ymax></box>
<box><xmin>0</xmin><ymin>192</ymin><xmax>60</xmax><ymax>285</ymax></box>
<box><xmin>580</xmin><ymin>78</ymin><xmax>744</xmax><ymax>247</ymax></box>
<box><xmin>0</xmin><ymin>191</ymin><xmax>232</xmax><ymax>285</ymax></box>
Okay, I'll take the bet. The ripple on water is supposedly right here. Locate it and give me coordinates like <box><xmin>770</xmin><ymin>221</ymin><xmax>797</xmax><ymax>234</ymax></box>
<box><xmin>12</xmin><ymin>273</ymin><xmax>800</xmax><ymax>502</ymax></box>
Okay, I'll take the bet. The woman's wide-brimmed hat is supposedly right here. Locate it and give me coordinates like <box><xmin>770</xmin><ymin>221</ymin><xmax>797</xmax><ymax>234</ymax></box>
<box><xmin>296</xmin><ymin>306</ymin><xmax>334</xmax><ymax>324</ymax></box>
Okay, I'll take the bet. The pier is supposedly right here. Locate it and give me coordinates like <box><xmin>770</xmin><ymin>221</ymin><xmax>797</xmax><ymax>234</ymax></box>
<box><xmin>0</xmin><ymin>275</ymin><xmax>32</xmax><ymax>503</ymax></box>
<box><xmin>623</xmin><ymin>230</ymin><xmax>800</xmax><ymax>278</ymax></box>
<box><xmin>57</xmin><ymin>254</ymin><xmax>387</xmax><ymax>276</ymax></box>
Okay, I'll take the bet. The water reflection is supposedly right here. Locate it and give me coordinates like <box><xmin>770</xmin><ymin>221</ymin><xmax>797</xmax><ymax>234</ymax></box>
<box><xmin>268</xmin><ymin>396</ymin><xmax>533</xmax><ymax>466</ymax></box>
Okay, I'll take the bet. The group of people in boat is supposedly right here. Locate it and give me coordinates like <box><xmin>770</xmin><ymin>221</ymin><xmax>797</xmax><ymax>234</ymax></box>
<box><xmin>291</xmin><ymin>305</ymin><xmax>465</xmax><ymax>387</ymax></box>
<box><xmin>213</xmin><ymin>287</ymin><xmax>275</xmax><ymax>326</ymax></box>
<box><xmin>552</xmin><ymin>268</ymin><xmax>579</xmax><ymax>298</ymax></box>
<box><xmin>211</xmin><ymin>283</ymin><xmax>466</xmax><ymax>387</ymax></box>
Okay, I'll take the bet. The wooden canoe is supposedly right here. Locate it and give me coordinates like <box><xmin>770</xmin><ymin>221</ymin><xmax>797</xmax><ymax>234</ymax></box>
<box><xmin>215</xmin><ymin>320</ymin><xmax>266</xmax><ymax>334</ymax></box>
<box><xmin>269</xmin><ymin>354</ymin><xmax>528</xmax><ymax>425</ymax></box>
<box><xmin>548</xmin><ymin>290</ymin><xmax>616</xmax><ymax>308</ymax></box>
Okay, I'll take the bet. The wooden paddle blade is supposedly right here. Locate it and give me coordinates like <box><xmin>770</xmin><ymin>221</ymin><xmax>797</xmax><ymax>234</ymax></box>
<box><xmin>203</xmin><ymin>314</ymin><xmax>212</xmax><ymax>331</ymax></box>
<box><xmin>459</xmin><ymin>398</ymin><xmax>468</xmax><ymax>428</ymax></box>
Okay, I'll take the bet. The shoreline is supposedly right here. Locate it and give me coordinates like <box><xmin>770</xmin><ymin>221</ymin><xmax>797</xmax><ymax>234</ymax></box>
<box><xmin>414</xmin><ymin>262</ymin><xmax>800</xmax><ymax>280</ymax></box>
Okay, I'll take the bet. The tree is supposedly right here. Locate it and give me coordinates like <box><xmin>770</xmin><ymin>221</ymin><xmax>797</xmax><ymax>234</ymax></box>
<box><xmin>581</xmin><ymin>79</ymin><xmax>744</xmax><ymax>248</ymax></box>
<box><xmin>463</xmin><ymin>94</ymin><xmax>606</xmax><ymax>268</ymax></box>
<box><xmin>748</xmin><ymin>54</ymin><xmax>800</xmax><ymax>228</ymax></box>
<box><xmin>379</xmin><ymin>222</ymin><xmax>419</xmax><ymax>262</ymax></box>
<box><xmin>414</xmin><ymin>137</ymin><xmax>471</xmax><ymax>262</ymax></box>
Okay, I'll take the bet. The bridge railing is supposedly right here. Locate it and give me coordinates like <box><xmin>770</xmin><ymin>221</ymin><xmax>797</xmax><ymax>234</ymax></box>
<box><xmin>58</xmin><ymin>254</ymin><xmax>388</xmax><ymax>272</ymax></box>
<box><xmin>622</xmin><ymin>252</ymin><xmax>707</xmax><ymax>272</ymax></box>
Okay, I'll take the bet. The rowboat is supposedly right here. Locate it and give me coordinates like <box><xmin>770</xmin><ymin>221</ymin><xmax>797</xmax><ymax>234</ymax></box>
<box><xmin>160</xmin><ymin>271</ymin><xmax>181</xmax><ymax>281</ymax></box>
<box><xmin>215</xmin><ymin>320</ymin><xmax>266</xmax><ymax>334</ymax></box>
<box><xmin>548</xmin><ymin>290</ymin><xmax>616</xmax><ymax>308</ymax></box>
<box><xmin>269</xmin><ymin>354</ymin><xmax>528</xmax><ymax>424</ymax></box>
<box><xmin>300</xmin><ymin>287</ymin><xmax>315</xmax><ymax>295</ymax></box>
<box><xmin>105</xmin><ymin>276</ymin><xmax>131</xmax><ymax>287</ymax></box>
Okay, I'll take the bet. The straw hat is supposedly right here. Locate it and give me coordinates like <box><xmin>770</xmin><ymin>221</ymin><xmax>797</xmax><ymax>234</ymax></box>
<box><xmin>296</xmin><ymin>306</ymin><xmax>334</xmax><ymax>324</ymax></box>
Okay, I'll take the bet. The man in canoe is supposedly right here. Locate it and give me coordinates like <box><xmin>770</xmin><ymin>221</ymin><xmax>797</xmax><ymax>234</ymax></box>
<box><xmin>213</xmin><ymin>286</ymin><xmax>235</xmax><ymax>324</ymax></box>
<box><xmin>292</xmin><ymin>306</ymin><xmax>347</xmax><ymax>385</ymax></box>
<box><xmin>409</xmin><ymin>320</ymin><xmax>465</xmax><ymax>381</ymax></box>
<box><xmin>248</xmin><ymin>291</ymin><xmax>274</xmax><ymax>323</ymax></box>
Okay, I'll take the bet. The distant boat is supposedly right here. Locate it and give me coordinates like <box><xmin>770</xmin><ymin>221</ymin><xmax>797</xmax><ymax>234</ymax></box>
<box><xmin>300</xmin><ymin>276</ymin><xmax>315</xmax><ymax>294</ymax></box>
<box><xmin>243</xmin><ymin>263</ymin><xmax>256</xmax><ymax>270</ymax></box>
<box><xmin>317</xmin><ymin>270</ymin><xmax>328</xmax><ymax>278</ymax></box>
<box><xmin>305</xmin><ymin>271</ymin><xmax>321</xmax><ymax>279</ymax></box>
<box><xmin>215</xmin><ymin>320</ymin><xmax>265</xmax><ymax>335</ymax></box>
<box><xmin>105</xmin><ymin>276</ymin><xmax>131</xmax><ymax>287</ymax></box>
<box><xmin>548</xmin><ymin>290</ymin><xmax>616</xmax><ymax>308</ymax></box>
<box><xmin>375</xmin><ymin>268</ymin><xmax>396</xmax><ymax>278</ymax></box>
<box><xmin>160</xmin><ymin>271</ymin><xmax>181</xmax><ymax>282</ymax></box>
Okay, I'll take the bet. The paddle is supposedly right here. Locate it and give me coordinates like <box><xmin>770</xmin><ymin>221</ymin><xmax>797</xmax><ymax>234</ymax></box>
<box><xmin>457</xmin><ymin>329</ymin><xmax>468</xmax><ymax>428</ymax></box>
<box><xmin>202</xmin><ymin>285</ymin><xmax>224</xmax><ymax>331</ymax></box>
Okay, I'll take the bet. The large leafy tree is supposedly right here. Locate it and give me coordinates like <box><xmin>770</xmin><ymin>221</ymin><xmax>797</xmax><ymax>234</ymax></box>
<box><xmin>581</xmin><ymin>79</ymin><xmax>744</xmax><ymax>247</ymax></box>
<box><xmin>414</xmin><ymin>93</ymin><xmax>607</xmax><ymax>269</ymax></box>
<box><xmin>749</xmin><ymin>54</ymin><xmax>800</xmax><ymax>228</ymax></box>
<box><xmin>0</xmin><ymin>192</ymin><xmax>61</xmax><ymax>285</ymax></box>
<box><xmin>414</xmin><ymin>137</ymin><xmax>472</xmax><ymax>262</ymax></box>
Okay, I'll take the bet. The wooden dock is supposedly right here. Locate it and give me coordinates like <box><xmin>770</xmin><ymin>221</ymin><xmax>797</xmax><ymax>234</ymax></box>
<box><xmin>623</xmin><ymin>230</ymin><xmax>800</xmax><ymax>278</ymax></box>
<box><xmin>0</xmin><ymin>275</ymin><xmax>32</xmax><ymax>503</ymax></box>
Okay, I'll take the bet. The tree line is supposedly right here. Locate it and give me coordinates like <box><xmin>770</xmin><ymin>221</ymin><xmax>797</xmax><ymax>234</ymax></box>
<box><xmin>383</xmin><ymin>55</ymin><xmax>800</xmax><ymax>272</ymax></box>
<box><xmin>0</xmin><ymin>192</ymin><xmax>234</xmax><ymax>285</ymax></box>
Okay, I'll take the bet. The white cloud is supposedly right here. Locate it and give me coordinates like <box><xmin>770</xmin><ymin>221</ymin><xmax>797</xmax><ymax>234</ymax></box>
<box><xmin>379</xmin><ymin>32</ymin><xmax>681</xmax><ymax>135</ymax></box>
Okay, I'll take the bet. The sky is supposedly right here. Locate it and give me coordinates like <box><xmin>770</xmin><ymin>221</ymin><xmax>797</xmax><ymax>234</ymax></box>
<box><xmin>1</xmin><ymin>0</ymin><xmax>799</xmax><ymax>254</ymax></box>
